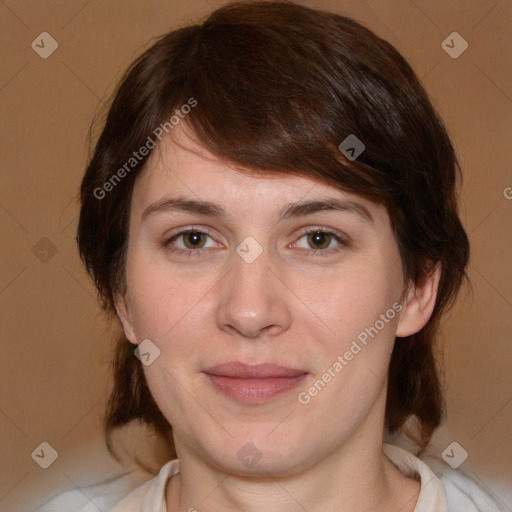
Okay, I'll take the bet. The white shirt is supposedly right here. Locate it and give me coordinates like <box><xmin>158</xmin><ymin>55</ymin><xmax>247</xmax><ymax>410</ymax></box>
<box><xmin>35</xmin><ymin>443</ymin><xmax>506</xmax><ymax>511</ymax></box>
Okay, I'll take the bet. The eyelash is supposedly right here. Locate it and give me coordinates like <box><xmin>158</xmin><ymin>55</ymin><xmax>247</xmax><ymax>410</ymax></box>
<box><xmin>163</xmin><ymin>227</ymin><xmax>349</xmax><ymax>258</ymax></box>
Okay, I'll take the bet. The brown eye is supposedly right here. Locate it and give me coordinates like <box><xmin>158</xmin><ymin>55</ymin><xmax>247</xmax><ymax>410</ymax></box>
<box><xmin>293</xmin><ymin>228</ymin><xmax>348</xmax><ymax>257</ymax></box>
<box><xmin>182</xmin><ymin>231</ymin><xmax>207</xmax><ymax>249</ymax></box>
<box><xmin>307</xmin><ymin>231</ymin><xmax>332</xmax><ymax>250</ymax></box>
<box><xmin>165</xmin><ymin>228</ymin><xmax>220</xmax><ymax>256</ymax></box>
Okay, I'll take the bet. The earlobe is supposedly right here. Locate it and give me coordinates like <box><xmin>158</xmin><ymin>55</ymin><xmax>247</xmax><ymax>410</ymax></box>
<box><xmin>395</xmin><ymin>262</ymin><xmax>441</xmax><ymax>338</ymax></box>
<box><xmin>114</xmin><ymin>292</ymin><xmax>138</xmax><ymax>345</ymax></box>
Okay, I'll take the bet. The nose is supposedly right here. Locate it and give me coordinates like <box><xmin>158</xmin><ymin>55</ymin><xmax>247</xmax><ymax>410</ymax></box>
<box><xmin>215</xmin><ymin>246</ymin><xmax>292</xmax><ymax>339</ymax></box>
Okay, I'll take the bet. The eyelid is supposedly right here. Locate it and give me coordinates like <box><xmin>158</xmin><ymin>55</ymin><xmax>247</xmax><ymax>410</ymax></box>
<box><xmin>163</xmin><ymin>225</ymin><xmax>350</xmax><ymax>257</ymax></box>
<box><xmin>164</xmin><ymin>226</ymin><xmax>222</xmax><ymax>252</ymax></box>
<box><xmin>290</xmin><ymin>226</ymin><xmax>350</xmax><ymax>256</ymax></box>
<box><xmin>293</xmin><ymin>226</ymin><xmax>350</xmax><ymax>243</ymax></box>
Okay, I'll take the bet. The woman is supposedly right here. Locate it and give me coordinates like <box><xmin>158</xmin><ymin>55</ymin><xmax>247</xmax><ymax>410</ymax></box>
<box><xmin>72</xmin><ymin>1</ymin><xmax>502</xmax><ymax>511</ymax></box>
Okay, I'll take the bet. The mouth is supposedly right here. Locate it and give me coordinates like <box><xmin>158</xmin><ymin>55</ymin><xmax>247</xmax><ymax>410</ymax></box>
<box><xmin>202</xmin><ymin>362</ymin><xmax>308</xmax><ymax>404</ymax></box>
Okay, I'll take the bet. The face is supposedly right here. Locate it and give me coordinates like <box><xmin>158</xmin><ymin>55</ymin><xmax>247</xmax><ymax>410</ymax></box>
<box><xmin>115</xmin><ymin>126</ymin><xmax>434</xmax><ymax>476</ymax></box>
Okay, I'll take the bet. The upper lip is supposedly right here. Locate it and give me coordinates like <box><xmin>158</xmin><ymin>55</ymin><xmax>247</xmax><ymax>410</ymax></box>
<box><xmin>204</xmin><ymin>362</ymin><xmax>307</xmax><ymax>378</ymax></box>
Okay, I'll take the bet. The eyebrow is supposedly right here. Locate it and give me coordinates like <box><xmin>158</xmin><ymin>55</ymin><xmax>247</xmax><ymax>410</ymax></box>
<box><xmin>142</xmin><ymin>196</ymin><xmax>374</xmax><ymax>225</ymax></box>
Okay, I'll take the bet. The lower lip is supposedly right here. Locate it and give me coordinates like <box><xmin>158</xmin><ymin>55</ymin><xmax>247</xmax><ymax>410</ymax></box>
<box><xmin>204</xmin><ymin>374</ymin><xmax>307</xmax><ymax>404</ymax></box>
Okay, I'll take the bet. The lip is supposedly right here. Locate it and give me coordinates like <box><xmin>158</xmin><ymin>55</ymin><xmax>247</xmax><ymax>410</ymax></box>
<box><xmin>205</xmin><ymin>362</ymin><xmax>306</xmax><ymax>378</ymax></box>
<box><xmin>203</xmin><ymin>362</ymin><xmax>308</xmax><ymax>404</ymax></box>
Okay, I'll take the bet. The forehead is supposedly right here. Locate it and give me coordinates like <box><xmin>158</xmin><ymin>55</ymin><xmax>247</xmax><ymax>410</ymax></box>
<box><xmin>135</xmin><ymin>127</ymin><xmax>316</xmax><ymax>196</ymax></box>
<box><xmin>130</xmin><ymin>125</ymin><xmax>387</xmax><ymax>224</ymax></box>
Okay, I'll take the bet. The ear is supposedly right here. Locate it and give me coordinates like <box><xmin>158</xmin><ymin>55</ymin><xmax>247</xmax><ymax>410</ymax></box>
<box><xmin>396</xmin><ymin>262</ymin><xmax>441</xmax><ymax>338</ymax></box>
<box><xmin>114</xmin><ymin>291</ymin><xmax>138</xmax><ymax>345</ymax></box>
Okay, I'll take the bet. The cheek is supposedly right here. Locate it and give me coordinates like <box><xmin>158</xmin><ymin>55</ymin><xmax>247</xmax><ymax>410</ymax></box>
<box><xmin>311</xmin><ymin>263</ymin><xmax>402</xmax><ymax>345</ymax></box>
<box><xmin>125</xmin><ymin>257</ymin><xmax>224</xmax><ymax>379</ymax></box>
<box><xmin>296</xmin><ymin>276</ymin><xmax>401</xmax><ymax>424</ymax></box>
<box><xmin>125</xmin><ymin>253</ymin><xmax>203</xmax><ymax>336</ymax></box>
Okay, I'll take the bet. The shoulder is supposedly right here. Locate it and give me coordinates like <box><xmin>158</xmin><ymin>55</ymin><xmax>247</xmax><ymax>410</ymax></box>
<box><xmin>109</xmin><ymin>459</ymin><xmax>179</xmax><ymax>512</ymax></box>
<box><xmin>383</xmin><ymin>443</ymin><xmax>506</xmax><ymax>512</ymax></box>
<box><xmin>33</xmin><ymin>467</ymin><xmax>157</xmax><ymax>512</ymax></box>
<box><xmin>421</xmin><ymin>453</ymin><xmax>506</xmax><ymax>512</ymax></box>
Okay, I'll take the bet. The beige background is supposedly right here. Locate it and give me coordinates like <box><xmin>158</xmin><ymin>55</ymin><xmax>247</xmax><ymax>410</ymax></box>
<box><xmin>1</xmin><ymin>0</ymin><xmax>511</xmax><ymax>510</ymax></box>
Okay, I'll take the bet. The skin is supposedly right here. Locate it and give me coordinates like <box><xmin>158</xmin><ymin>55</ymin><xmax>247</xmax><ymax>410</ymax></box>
<box><xmin>115</xmin><ymin>124</ymin><xmax>441</xmax><ymax>512</ymax></box>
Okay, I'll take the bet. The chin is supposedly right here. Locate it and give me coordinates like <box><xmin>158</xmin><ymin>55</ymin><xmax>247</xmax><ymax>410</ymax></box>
<box><xmin>200</xmin><ymin>431</ymin><xmax>311</xmax><ymax>477</ymax></box>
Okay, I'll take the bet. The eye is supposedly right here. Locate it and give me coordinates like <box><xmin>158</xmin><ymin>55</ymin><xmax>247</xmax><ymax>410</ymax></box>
<box><xmin>293</xmin><ymin>228</ymin><xmax>348</xmax><ymax>256</ymax></box>
<box><xmin>165</xmin><ymin>228</ymin><xmax>220</xmax><ymax>255</ymax></box>
<box><xmin>163</xmin><ymin>227</ymin><xmax>349</xmax><ymax>258</ymax></box>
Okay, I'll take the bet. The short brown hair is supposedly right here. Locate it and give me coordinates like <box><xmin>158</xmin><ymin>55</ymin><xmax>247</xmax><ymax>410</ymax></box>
<box><xmin>77</xmin><ymin>0</ymin><xmax>469</xmax><ymax>465</ymax></box>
